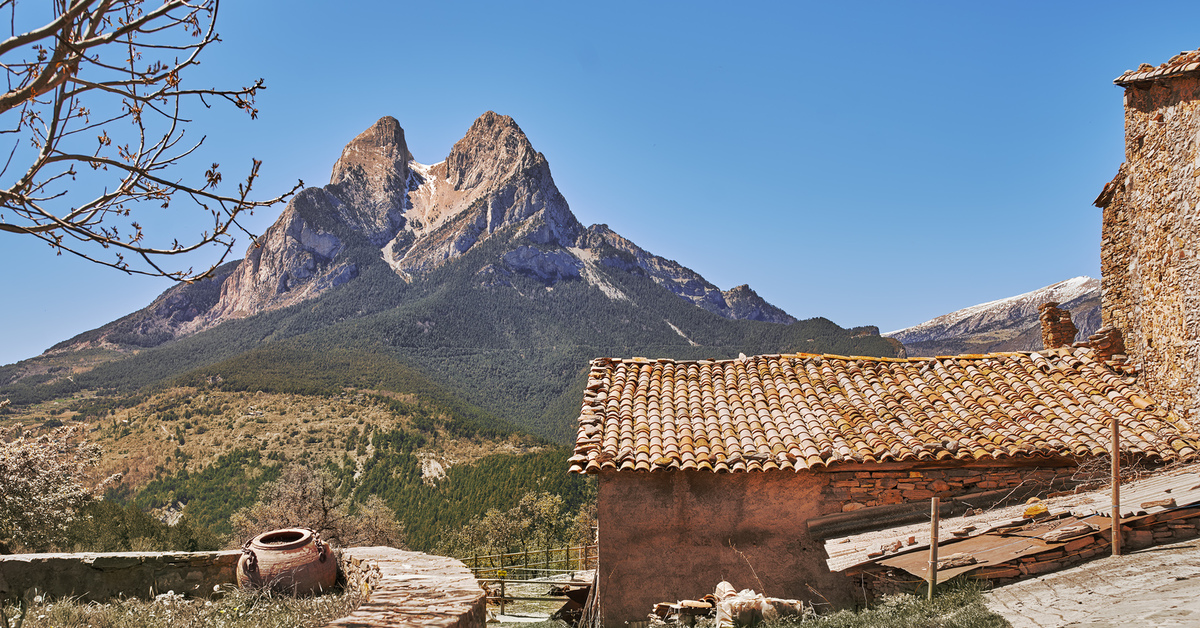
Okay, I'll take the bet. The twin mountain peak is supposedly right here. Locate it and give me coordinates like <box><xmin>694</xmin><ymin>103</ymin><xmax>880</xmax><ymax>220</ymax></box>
<box><xmin>82</xmin><ymin>112</ymin><xmax>798</xmax><ymax>350</ymax></box>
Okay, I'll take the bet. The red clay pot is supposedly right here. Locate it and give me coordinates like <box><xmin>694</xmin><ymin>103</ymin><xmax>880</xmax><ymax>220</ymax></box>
<box><xmin>236</xmin><ymin>528</ymin><xmax>337</xmax><ymax>595</ymax></box>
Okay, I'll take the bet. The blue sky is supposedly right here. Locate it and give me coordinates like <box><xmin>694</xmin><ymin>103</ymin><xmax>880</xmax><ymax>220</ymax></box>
<box><xmin>2</xmin><ymin>1</ymin><xmax>1197</xmax><ymax>365</ymax></box>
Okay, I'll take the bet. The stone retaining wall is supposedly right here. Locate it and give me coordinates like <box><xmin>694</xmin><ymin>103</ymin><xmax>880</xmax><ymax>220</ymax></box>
<box><xmin>0</xmin><ymin>550</ymin><xmax>240</xmax><ymax>602</ymax></box>
<box><xmin>0</xmin><ymin>547</ymin><xmax>486</xmax><ymax>628</ymax></box>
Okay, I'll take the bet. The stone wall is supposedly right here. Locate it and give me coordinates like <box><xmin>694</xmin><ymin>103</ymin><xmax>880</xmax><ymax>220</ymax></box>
<box><xmin>0</xmin><ymin>550</ymin><xmax>240</xmax><ymax>603</ymax></box>
<box><xmin>0</xmin><ymin>547</ymin><xmax>485</xmax><ymax>628</ymax></box>
<box><xmin>821</xmin><ymin>465</ymin><xmax>1072</xmax><ymax>512</ymax></box>
<box><xmin>1100</xmin><ymin>73</ymin><xmax>1200</xmax><ymax>423</ymax></box>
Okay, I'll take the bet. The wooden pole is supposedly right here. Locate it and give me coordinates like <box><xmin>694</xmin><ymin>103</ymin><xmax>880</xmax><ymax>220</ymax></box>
<box><xmin>928</xmin><ymin>496</ymin><xmax>939</xmax><ymax>600</ymax></box>
<box><xmin>1112</xmin><ymin>414</ymin><xmax>1122</xmax><ymax>556</ymax></box>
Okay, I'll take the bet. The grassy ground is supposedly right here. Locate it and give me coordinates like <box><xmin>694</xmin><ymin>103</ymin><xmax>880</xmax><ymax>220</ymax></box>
<box><xmin>0</xmin><ymin>586</ymin><xmax>362</xmax><ymax>628</ymax></box>
<box><xmin>782</xmin><ymin>583</ymin><xmax>1010</xmax><ymax>628</ymax></box>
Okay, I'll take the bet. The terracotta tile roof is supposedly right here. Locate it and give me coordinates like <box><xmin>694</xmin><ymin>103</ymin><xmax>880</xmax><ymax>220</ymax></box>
<box><xmin>1114</xmin><ymin>49</ymin><xmax>1200</xmax><ymax>86</ymax></box>
<box><xmin>568</xmin><ymin>349</ymin><xmax>1200</xmax><ymax>474</ymax></box>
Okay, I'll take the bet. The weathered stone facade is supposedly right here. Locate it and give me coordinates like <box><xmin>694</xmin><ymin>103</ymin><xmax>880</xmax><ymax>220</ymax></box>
<box><xmin>1098</xmin><ymin>63</ymin><xmax>1200</xmax><ymax>423</ymax></box>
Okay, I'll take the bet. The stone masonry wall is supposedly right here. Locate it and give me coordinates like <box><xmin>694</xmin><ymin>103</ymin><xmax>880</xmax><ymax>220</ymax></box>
<box><xmin>1101</xmin><ymin>73</ymin><xmax>1200</xmax><ymax>423</ymax></box>
<box><xmin>0</xmin><ymin>550</ymin><xmax>240</xmax><ymax>603</ymax></box>
<box><xmin>822</xmin><ymin>465</ymin><xmax>1072</xmax><ymax>513</ymax></box>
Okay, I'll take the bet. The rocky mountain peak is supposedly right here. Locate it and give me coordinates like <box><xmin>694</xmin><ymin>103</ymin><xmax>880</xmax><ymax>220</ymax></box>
<box><xmin>326</xmin><ymin>116</ymin><xmax>412</xmax><ymax>245</ymax></box>
<box><xmin>330</xmin><ymin>116</ymin><xmax>412</xmax><ymax>187</ymax></box>
<box><xmin>445</xmin><ymin>111</ymin><xmax>540</xmax><ymax>192</ymax></box>
<box><xmin>386</xmin><ymin>111</ymin><xmax>582</xmax><ymax>275</ymax></box>
<box><xmin>68</xmin><ymin>113</ymin><xmax>804</xmax><ymax>349</ymax></box>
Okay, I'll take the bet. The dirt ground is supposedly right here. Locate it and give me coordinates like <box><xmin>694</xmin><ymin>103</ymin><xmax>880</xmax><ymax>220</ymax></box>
<box><xmin>985</xmin><ymin>537</ymin><xmax>1200</xmax><ymax>627</ymax></box>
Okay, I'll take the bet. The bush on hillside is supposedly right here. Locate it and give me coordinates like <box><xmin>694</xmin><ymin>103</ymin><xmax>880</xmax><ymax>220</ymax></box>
<box><xmin>231</xmin><ymin>465</ymin><xmax>406</xmax><ymax>549</ymax></box>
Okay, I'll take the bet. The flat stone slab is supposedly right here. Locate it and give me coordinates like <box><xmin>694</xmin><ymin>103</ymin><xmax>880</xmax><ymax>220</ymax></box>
<box><xmin>326</xmin><ymin>547</ymin><xmax>485</xmax><ymax>628</ymax></box>
<box><xmin>985</xmin><ymin>538</ymin><xmax>1200</xmax><ymax>627</ymax></box>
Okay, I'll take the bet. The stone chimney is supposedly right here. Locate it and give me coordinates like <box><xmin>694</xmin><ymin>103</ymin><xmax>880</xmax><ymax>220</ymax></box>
<box><xmin>1038</xmin><ymin>302</ymin><xmax>1078</xmax><ymax>349</ymax></box>
<box><xmin>1088</xmin><ymin>325</ymin><xmax>1127</xmax><ymax>363</ymax></box>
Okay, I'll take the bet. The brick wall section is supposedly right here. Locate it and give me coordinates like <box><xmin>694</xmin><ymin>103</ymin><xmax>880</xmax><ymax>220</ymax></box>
<box><xmin>821</xmin><ymin>465</ymin><xmax>1072</xmax><ymax>514</ymax></box>
<box><xmin>1101</xmin><ymin>73</ymin><xmax>1200</xmax><ymax>423</ymax></box>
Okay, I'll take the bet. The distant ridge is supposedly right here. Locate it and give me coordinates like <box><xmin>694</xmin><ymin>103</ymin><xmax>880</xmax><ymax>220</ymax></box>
<box><xmin>884</xmin><ymin>277</ymin><xmax>1101</xmax><ymax>357</ymax></box>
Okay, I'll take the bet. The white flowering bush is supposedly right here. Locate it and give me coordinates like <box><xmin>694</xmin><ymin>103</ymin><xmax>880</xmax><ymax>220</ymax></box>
<box><xmin>0</xmin><ymin>422</ymin><xmax>119</xmax><ymax>552</ymax></box>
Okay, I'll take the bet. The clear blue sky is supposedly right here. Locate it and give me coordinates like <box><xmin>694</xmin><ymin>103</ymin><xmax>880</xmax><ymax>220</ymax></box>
<box><xmin>2</xmin><ymin>1</ymin><xmax>1196</xmax><ymax>365</ymax></box>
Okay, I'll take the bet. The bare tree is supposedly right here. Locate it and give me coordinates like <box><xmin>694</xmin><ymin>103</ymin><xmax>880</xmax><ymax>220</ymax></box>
<box><xmin>231</xmin><ymin>465</ymin><xmax>407</xmax><ymax>549</ymax></box>
<box><xmin>0</xmin><ymin>0</ymin><xmax>301</xmax><ymax>281</ymax></box>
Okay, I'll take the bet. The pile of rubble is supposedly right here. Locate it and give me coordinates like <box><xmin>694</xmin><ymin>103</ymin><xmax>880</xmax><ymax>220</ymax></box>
<box><xmin>650</xmin><ymin>581</ymin><xmax>812</xmax><ymax>627</ymax></box>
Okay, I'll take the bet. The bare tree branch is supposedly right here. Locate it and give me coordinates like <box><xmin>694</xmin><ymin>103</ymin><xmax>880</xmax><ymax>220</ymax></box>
<box><xmin>0</xmin><ymin>0</ymin><xmax>300</xmax><ymax>281</ymax></box>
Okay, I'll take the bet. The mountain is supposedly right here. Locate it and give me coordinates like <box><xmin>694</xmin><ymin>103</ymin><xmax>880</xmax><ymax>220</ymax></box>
<box><xmin>884</xmin><ymin>277</ymin><xmax>1101</xmax><ymax>357</ymax></box>
<box><xmin>4</xmin><ymin>112</ymin><xmax>899</xmax><ymax>444</ymax></box>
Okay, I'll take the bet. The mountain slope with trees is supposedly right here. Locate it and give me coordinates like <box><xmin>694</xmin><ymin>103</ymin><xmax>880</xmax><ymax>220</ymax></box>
<box><xmin>4</xmin><ymin>112</ymin><xmax>899</xmax><ymax>443</ymax></box>
<box><xmin>1</xmin><ymin>112</ymin><xmax>900</xmax><ymax>554</ymax></box>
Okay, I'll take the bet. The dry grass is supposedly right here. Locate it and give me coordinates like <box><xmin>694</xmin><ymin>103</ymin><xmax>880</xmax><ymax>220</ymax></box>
<box><xmin>2</xmin><ymin>387</ymin><xmax>541</xmax><ymax>491</ymax></box>
<box><xmin>1</xmin><ymin>586</ymin><xmax>362</xmax><ymax>628</ymax></box>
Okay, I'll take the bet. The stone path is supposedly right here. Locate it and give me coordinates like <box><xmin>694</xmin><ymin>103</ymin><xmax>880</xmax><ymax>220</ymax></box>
<box><xmin>985</xmin><ymin>538</ymin><xmax>1200</xmax><ymax>627</ymax></box>
<box><xmin>326</xmin><ymin>547</ymin><xmax>486</xmax><ymax>627</ymax></box>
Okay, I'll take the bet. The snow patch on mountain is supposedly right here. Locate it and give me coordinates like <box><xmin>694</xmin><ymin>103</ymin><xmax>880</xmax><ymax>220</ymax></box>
<box><xmin>884</xmin><ymin>276</ymin><xmax>1100</xmax><ymax>353</ymax></box>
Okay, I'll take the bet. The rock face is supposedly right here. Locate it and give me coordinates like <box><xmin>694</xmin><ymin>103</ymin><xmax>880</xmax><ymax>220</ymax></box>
<box><xmin>326</xmin><ymin>116</ymin><xmax>412</xmax><ymax>245</ymax></box>
<box><xmin>201</xmin><ymin>189</ymin><xmax>357</xmax><ymax>325</ymax></box>
<box><xmin>576</xmin><ymin>225</ymin><xmax>796</xmax><ymax>324</ymax></box>
<box><xmin>384</xmin><ymin>112</ymin><xmax>582</xmax><ymax>277</ymax></box>
<box><xmin>54</xmin><ymin>112</ymin><xmax>798</xmax><ymax>350</ymax></box>
<box><xmin>885</xmin><ymin>277</ymin><xmax>1100</xmax><ymax>356</ymax></box>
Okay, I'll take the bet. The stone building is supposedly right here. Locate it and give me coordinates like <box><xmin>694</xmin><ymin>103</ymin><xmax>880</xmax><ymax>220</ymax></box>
<box><xmin>569</xmin><ymin>348</ymin><xmax>1197</xmax><ymax>625</ymax></box>
<box><xmin>1096</xmin><ymin>49</ymin><xmax>1200</xmax><ymax>423</ymax></box>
